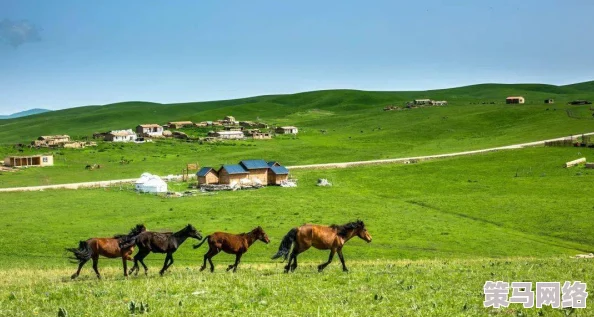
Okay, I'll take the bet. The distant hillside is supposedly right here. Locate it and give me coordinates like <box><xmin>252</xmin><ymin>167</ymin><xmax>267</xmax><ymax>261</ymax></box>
<box><xmin>0</xmin><ymin>81</ymin><xmax>592</xmax><ymax>144</ymax></box>
<box><xmin>0</xmin><ymin>108</ymin><xmax>51</xmax><ymax>120</ymax></box>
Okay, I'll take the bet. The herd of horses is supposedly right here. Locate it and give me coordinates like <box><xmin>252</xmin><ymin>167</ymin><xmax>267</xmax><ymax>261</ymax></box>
<box><xmin>66</xmin><ymin>220</ymin><xmax>373</xmax><ymax>279</ymax></box>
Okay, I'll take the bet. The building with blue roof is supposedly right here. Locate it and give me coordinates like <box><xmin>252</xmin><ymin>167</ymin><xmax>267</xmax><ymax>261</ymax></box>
<box><xmin>196</xmin><ymin>159</ymin><xmax>291</xmax><ymax>186</ymax></box>
<box><xmin>217</xmin><ymin>164</ymin><xmax>248</xmax><ymax>184</ymax></box>
<box><xmin>196</xmin><ymin>167</ymin><xmax>219</xmax><ymax>184</ymax></box>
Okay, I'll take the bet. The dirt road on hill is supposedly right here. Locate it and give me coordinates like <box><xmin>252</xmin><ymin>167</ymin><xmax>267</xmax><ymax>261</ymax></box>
<box><xmin>1</xmin><ymin>132</ymin><xmax>592</xmax><ymax>193</ymax></box>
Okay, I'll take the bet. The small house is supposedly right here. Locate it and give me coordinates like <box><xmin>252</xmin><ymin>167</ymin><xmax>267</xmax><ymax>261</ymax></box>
<box><xmin>33</xmin><ymin>135</ymin><xmax>71</xmax><ymax>147</ymax></box>
<box><xmin>413</xmin><ymin>99</ymin><xmax>432</xmax><ymax>105</ymax></box>
<box><xmin>4</xmin><ymin>154</ymin><xmax>53</xmax><ymax>167</ymax></box>
<box><xmin>544</xmin><ymin>99</ymin><xmax>554</xmax><ymax>104</ymax></box>
<box><xmin>167</xmin><ymin>121</ymin><xmax>194</xmax><ymax>129</ymax></box>
<box><xmin>506</xmin><ymin>96</ymin><xmax>525</xmax><ymax>104</ymax></box>
<box><xmin>196</xmin><ymin>167</ymin><xmax>219</xmax><ymax>185</ymax></box>
<box><xmin>245</xmin><ymin>130</ymin><xmax>271</xmax><ymax>139</ymax></box>
<box><xmin>208</xmin><ymin>130</ymin><xmax>245</xmax><ymax>139</ymax></box>
<box><xmin>105</xmin><ymin>129</ymin><xmax>137</xmax><ymax>142</ymax></box>
<box><xmin>430</xmin><ymin>100</ymin><xmax>448</xmax><ymax>106</ymax></box>
<box><xmin>275</xmin><ymin>126</ymin><xmax>299</xmax><ymax>134</ymax></box>
<box><xmin>218</xmin><ymin>164</ymin><xmax>249</xmax><ymax>185</ymax></box>
<box><xmin>268</xmin><ymin>165</ymin><xmax>289</xmax><ymax>185</ymax></box>
<box><xmin>136</xmin><ymin>124</ymin><xmax>164</xmax><ymax>137</ymax></box>
<box><xmin>239</xmin><ymin>160</ymin><xmax>269</xmax><ymax>185</ymax></box>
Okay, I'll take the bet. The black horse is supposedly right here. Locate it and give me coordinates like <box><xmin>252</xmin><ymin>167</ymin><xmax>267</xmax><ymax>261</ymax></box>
<box><xmin>122</xmin><ymin>224</ymin><xmax>202</xmax><ymax>276</ymax></box>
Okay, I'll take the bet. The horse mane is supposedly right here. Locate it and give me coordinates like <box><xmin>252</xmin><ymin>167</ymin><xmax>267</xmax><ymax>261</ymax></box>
<box><xmin>330</xmin><ymin>220</ymin><xmax>365</xmax><ymax>238</ymax></box>
<box><xmin>113</xmin><ymin>224</ymin><xmax>145</xmax><ymax>242</ymax></box>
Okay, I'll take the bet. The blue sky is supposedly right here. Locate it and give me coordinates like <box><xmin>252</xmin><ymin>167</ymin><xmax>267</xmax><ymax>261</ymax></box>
<box><xmin>1</xmin><ymin>0</ymin><xmax>593</xmax><ymax>114</ymax></box>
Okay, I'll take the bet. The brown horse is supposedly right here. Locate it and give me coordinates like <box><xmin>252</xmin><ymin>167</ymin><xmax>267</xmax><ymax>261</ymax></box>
<box><xmin>66</xmin><ymin>224</ymin><xmax>147</xmax><ymax>279</ymax></box>
<box><xmin>123</xmin><ymin>224</ymin><xmax>202</xmax><ymax>276</ymax></box>
<box><xmin>271</xmin><ymin>220</ymin><xmax>372</xmax><ymax>273</ymax></box>
<box><xmin>193</xmin><ymin>226</ymin><xmax>270</xmax><ymax>273</ymax></box>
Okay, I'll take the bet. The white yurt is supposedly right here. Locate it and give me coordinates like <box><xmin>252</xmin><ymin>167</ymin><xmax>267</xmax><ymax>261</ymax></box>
<box><xmin>135</xmin><ymin>173</ymin><xmax>168</xmax><ymax>193</ymax></box>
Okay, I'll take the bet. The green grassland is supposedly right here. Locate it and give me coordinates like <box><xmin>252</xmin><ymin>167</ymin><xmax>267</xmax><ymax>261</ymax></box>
<box><xmin>1</xmin><ymin>259</ymin><xmax>592</xmax><ymax>316</ymax></box>
<box><xmin>1</xmin><ymin>82</ymin><xmax>594</xmax><ymax>316</ymax></box>
<box><xmin>1</xmin><ymin>82</ymin><xmax>593</xmax><ymax>188</ymax></box>
<box><xmin>0</xmin><ymin>146</ymin><xmax>593</xmax><ymax>315</ymax></box>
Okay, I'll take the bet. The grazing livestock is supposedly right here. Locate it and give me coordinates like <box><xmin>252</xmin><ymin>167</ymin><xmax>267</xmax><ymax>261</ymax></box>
<box><xmin>272</xmin><ymin>220</ymin><xmax>372</xmax><ymax>273</ymax></box>
<box><xmin>66</xmin><ymin>224</ymin><xmax>147</xmax><ymax>279</ymax></box>
<box><xmin>193</xmin><ymin>226</ymin><xmax>270</xmax><ymax>273</ymax></box>
<box><xmin>124</xmin><ymin>224</ymin><xmax>202</xmax><ymax>276</ymax></box>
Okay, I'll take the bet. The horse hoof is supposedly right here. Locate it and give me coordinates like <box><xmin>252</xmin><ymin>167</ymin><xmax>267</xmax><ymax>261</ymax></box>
<box><xmin>70</xmin><ymin>274</ymin><xmax>78</xmax><ymax>279</ymax></box>
<box><xmin>199</xmin><ymin>267</ymin><xmax>206</xmax><ymax>272</ymax></box>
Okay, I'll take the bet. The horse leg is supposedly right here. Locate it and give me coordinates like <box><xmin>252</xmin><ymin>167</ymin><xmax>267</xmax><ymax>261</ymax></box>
<box><xmin>229</xmin><ymin>253</ymin><xmax>243</xmax><ymax>273</ymax></box>
<box><xmin>122</xmin><ymin>256</ymin><xmax>128</xmax><ymax>277</ymax></box>
<box><xmin>92</xmin><ymin>255</ymin><xmax>101</xmax><ymax>279</ymax></box>
<box><xmin>139</xmin><ymin>256</ymin><xmax>149</xmax><ymax>276</ymax></box>
<box><xmin>290</xmin><ymin>251</ymin><xmax>300</xmax><ymax>272</ymax></box>
<box><xmin>318</xmin><ymin>249</ymin><xmax>336</xmax><ymax>272</ymax></box>
<box><xmin>207</xmin><ymin>248</ymin><xmax>220</xmax><ymax>273</ymax></box>
<box><xmin>284</xmin><ymin>250</ymin><xmax>296</xmax><ymax>273</ymax></box>
<box><xmin>160</xmin><ymin>253</ymin><xmax>172</xmax><ymax>276</ymax></box>
<box><xmin>134</xmin><ymin>249</ymin><xmax>150</xmax><ymax>276</ymax></box>
<box><xmin>337</xmin><ymin>248</ymin><xmax>348</xmax><ymax>272</ymax></box>
<box><xmin>71</xmin><ymin>259</ymin><xmax>88</xmax><ymax>279</ymax></box>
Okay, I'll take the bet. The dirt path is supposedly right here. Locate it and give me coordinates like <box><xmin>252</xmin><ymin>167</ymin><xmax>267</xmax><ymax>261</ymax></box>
<box><xmin>1</xmin><ymin>133</ymin><xmax>592</xmax><ymax>193</ymax></box>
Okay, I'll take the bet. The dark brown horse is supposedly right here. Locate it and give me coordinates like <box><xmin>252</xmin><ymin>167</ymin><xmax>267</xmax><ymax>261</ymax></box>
<box><xmin>271</xmin><ymin>220</ymin><xmax>372</xmax><ymax>273</ymax></box>
<box><xmin>123</xmin><ymin>224</ymin><xmax>202</xmax><ymax>276</ymax></box>
<box><xmin>66</xmin><ymin>224</ymin><xmax>147</xmax><ymax>279</ymax></box>
<box><xmin>193</xmin><ymin>226</ymin><xmax>270</xmax><ymax>273</ymax></box>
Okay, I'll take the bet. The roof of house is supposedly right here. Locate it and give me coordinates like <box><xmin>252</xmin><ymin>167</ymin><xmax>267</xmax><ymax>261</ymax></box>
<box><xmin>108</xmin><ymin>129</ymin><xmax>136</xmax><ymax>137</ymax></box>
<box><xmin>506</xmin><ymin>96</ymin><xmax>524</xmax><ymax>99</ymax></box>
<box><xmin>278</xmin><ymin>126</ymin><xmax>297</xmax><ymax>129</ymax></box>
<box><xmin>6</xmin><ymin>154</ymin><xmax>51</xmax><ymax>159</ymax></box>
<box><xmin>267</xmin><ymin>161</ymin><xmax>279</xmax><ymax>167</ymax></box>
<box><xmin>220</xmin><ymin>164</ymin><xmax>248</xmax><ymax>174</ymax></box>
<box><xmin>39</xmin><ymin>135</ymin><xmax>70</xmax><ymax>140</ymax></box>
<box><xmin>240</xmin><ymin>159</ymin><xmax>269</xmax><ymax>169</ymax></box>
<box><xmin>214</xmin><ymin>131</ymin><xmax>244</xmax><ymax>135</ymax></box>
<box><xmin>196</xmin><ymin>167</ymin><xmax>216</xmax><ymax>177</ymax></box>
<box><xmin>270</xmin><ymin>165</ymin><xmax>290</xmax><ymax>175</ymax></box>
<box><xmin>138</xmin><ymin>124</ymin><xmax>162</xmax><ymax>128</ymax></box>
<box><xmin>168</xmin><ymin>121</ymin><xmax>193</xmax><ymax>125</ymax></box>
<box><xmin>414</xmin><ymin>99</ymin><xmax>431</xmax><ymax>101</ymax></box>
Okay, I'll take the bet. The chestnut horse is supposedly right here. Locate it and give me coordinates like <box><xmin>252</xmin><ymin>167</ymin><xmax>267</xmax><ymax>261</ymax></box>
<box><xmin>271</xmin><ymin>220</ymin><xmax>372</xmax><ymax>273</ymax></box>
<box><xmin>193</xmin><ymin>226</ymin><xmax>270</xmax><ymax>273</ymax></box>
<box><xmin>123</xmin><ymin>224</ymin><xmax>202</xmax><ymax>276</ymax></box>
<box><xmin>66</xmin><ymin>224</ymin><xmax>147</xmax><ymax>279</ymax></box>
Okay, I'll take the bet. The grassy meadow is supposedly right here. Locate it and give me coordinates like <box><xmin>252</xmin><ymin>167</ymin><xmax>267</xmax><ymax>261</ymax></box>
<box><xmin>0</xmin><ymin>146</ymin><xmax>593</xmax><ymax>315</ymax></box>
<box><xmin>1</xmin><ymin>82</ymin><xmax>594</xmax><ymax>315</ymax></box>
<box><xmin>1</xmin><ymin>82</ymin><xmax>594</xmax><ymax>188</ymax></box>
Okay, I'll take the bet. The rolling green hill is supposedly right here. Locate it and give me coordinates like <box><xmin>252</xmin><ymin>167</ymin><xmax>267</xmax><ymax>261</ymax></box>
<box><xmin>0</xmin><ymin>81</ymin><xmax>592</xmax><ymax>144</ymax></box>
<box><xmin>0</xmin><ymin>81</ymin><xmax>592</xmax><ymax>188</ymax></box>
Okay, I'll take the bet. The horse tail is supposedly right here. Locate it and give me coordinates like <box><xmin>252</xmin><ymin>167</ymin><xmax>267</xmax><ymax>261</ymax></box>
<box><xmin>193</xmin><ymin>235</ymin><xmax>210</xmax><ymax>249</ymax></box>
<box><xmin>271</xmin><ymin>228</ymin><xmax>297</xmax><ymax>261</ymax></box>
<box><xmin>66</xmin><ymin>241</ymin><xmax>92</xmax><ymax>263</ymax></box>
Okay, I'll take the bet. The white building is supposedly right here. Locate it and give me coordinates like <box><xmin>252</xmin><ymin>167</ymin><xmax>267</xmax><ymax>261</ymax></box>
<box><xmin>105</xmin><ymin>129</ymin><xmax>137</xmax><ymax>142</ymax></box>
<box><xmin>136</xmin><ymin>124</ymin><xmax>164</xmax><ymax>137</ymax></box>
<box><xmin>275</xmin><ymin>126</ymin><xmax>299</xmax><ymax>134</ymax></box>
<box><xmin>208</xmin><ymin>130</ymin><xmax>245</xmax><ymax>139</ymax></box>
<box><xmin>135</xmin><ymin>173</ymin><xmax>168</xmax><ymax>193</ymax></box>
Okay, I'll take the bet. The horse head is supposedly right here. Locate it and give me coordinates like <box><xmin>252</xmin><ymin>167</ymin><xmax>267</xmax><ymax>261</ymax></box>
<box><xmin>185</xmin><ymin>224</ymin><xmax>203</xmax><ymax>241</ymax></box>
<box><xmin>355</xmin><ymin>220</ymin><xmax>372</xmax><ymax>243</ymax></box>
<box><xmin>253</xmin><ymin>226</ymin><xmax>270</xmax><ymax>244</ymax></box>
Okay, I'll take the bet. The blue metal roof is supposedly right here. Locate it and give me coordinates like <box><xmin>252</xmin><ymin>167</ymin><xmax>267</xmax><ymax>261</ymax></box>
<box><xmin>240</xmin><ymin>159</ymin><xmax>269</xmax><ymax>170</ymax></box>
<box><xmin>221</xmin><ymin>164</ymin><xmax>248</xmax><ymax>174</ymax></box>
<box><xmin>196</xmin><ymin>167</ymin><xmax>214</xmax><ymax>177</ymax></box>
<box><xmin>267</xmin><ymin>161</ymin><xmax>279</xmax><ymax>167</ymax></box>
<box><xmin>270</xmin><ymin>165</ymin><xmax>289</xmax><ymax>175</ymax></box>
